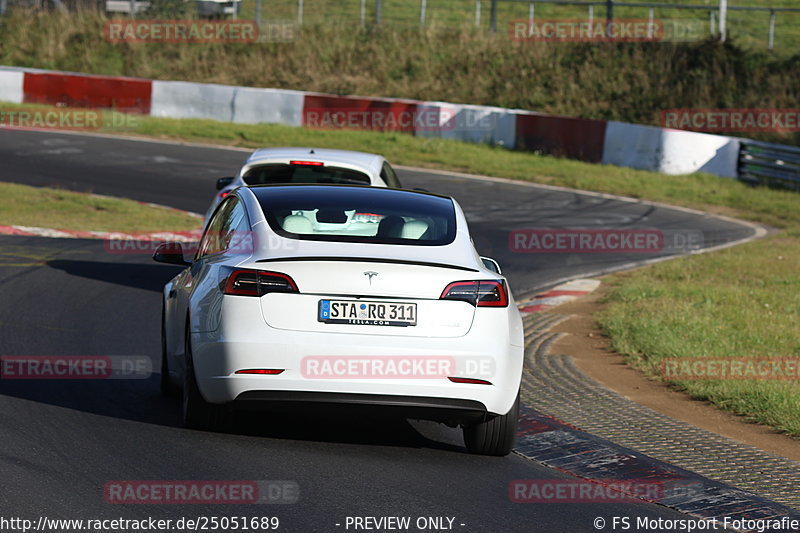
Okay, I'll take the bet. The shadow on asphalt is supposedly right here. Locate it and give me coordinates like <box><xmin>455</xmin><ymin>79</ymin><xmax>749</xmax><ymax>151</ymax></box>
<box><xmin>0</xmin><ymin>373</ymin><xmax>462</xmax><ymax>453</ymax></box>
<box><xmin>0</xmin><ymin>257</ymin><xmax>465</xmax><ymax>453</ymax></box>
<box><xmin>46</xmin><ymin>259</ymin><xmax>184</xmax><ymax>292</ymax></box>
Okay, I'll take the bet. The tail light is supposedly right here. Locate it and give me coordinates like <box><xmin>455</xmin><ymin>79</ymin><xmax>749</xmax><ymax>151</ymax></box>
<box><xmin>235</xmin><ymin>369</ymin><xmax>285</xmax><ymax>375</ymax></box>
<box><xmin>224</xmin><ymin>269</ymin><xmax>298</xmax><ymax>297</ymax></box>
<box><xmin>290</xmin><ymin>160</ymin><xmax>324</xmax><ymax>166</ymax></box>
<box><xmin>440</xmin><ymin>280</ymin><xmax>508</xmax><ymax>307</ymax></box>
<box><xmin>219</xmin><ymin>191</ymin><xmax>231</xmax><ymax>199</ymax></box>
<box><xmin>448</xmin><ymin>377</ymin><xmax>493</xmax><ymax>385</ymax></box>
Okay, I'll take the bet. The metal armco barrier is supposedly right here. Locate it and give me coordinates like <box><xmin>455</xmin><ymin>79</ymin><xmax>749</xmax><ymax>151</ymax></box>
<box><xmin>738</xmin><ymin>139</ymin><xmax>800</xmax><ymax>190</ymax></box>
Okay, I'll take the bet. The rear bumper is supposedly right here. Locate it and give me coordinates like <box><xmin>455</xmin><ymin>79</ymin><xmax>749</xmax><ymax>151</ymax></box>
<box><xmin>232</xmin><ymin>391</ymin><xmax>488</xmax><ymax>425</ymax></box>
<box><xmin>192</xmin><ymin>334</ymin><xmax>522</xmax><ymax>418</ymax></box>
<box><xmin>189</xmin><ymin>297</ymin><xmax>524</xmax><ymax>417</ymax></box>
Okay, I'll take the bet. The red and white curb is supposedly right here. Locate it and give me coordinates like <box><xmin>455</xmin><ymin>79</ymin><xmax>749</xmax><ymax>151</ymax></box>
<box><xmin>0</xmin><ymin>194</ymin><xmax>203</xmax><ymax>242</ymax></box>
<box><xmin>0</xmin><ymin>224</ymin><xmax>202</xmax><ymax>242</ymax></box>
<box><xmin>518</xmin><ymin>279</ymin><xmax>601</xmax><ymax>314</ymax></box>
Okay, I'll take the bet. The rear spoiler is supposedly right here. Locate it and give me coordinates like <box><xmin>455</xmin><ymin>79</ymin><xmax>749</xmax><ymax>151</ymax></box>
<box><xmin>255</xmin><ymin>256</ymin><xmax>479</xmax><ymax>272</ymax></box>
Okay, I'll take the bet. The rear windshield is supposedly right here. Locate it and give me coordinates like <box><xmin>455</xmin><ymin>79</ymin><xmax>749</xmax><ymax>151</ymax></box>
<box><xmin>253</xmin><ymin>185</ymin><xmax>456</xmax><ymax>246</ymax></box>
<box><xmin>243</xmin><ymin>163</ymin><xmax>371</xmax><ymax>186</ymax></box>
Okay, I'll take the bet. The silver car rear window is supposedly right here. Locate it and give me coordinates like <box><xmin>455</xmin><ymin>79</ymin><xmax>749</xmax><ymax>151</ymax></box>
<box><xmin>243</xmin><ymin>163</ymin><xmax>371</xmax><ymax>186</ymax></box>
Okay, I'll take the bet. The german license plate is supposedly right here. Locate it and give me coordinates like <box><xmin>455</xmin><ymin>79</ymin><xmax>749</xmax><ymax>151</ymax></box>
<box><xmin>318</xmin><ymin>300</ymin><xmax>417</xmax><ymax>327</ymax></box>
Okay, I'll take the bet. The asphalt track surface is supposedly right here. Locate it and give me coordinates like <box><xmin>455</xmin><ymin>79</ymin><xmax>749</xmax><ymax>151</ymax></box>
<box><xmin>0</xmin><ymin>129</ymin><xmax>757</xmax><ymax>532</ymax></box>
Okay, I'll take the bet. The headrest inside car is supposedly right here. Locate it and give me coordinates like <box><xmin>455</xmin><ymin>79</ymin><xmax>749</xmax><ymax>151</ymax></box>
<box><xmin>316</xmin><ymin>209</ymin><xmax>348</xmax><ymax>224</ymax></box>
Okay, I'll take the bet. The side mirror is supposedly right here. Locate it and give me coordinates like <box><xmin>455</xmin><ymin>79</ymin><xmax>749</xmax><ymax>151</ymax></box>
<box><xmin>481</xmin><ymin>256</ymin><xmax>502</xmax><ymax>275</ymax></box>
<box><xmin>216</xmin><ymin>177</ymin><xmax>235</xmax><ymax>191</ymax></box>
<box><xmin>153</xmin><ymin>242</ymin><xmax>191</xmax><ymax>266</ymax></box>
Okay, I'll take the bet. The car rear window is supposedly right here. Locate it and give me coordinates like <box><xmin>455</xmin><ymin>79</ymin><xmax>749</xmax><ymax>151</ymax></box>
<box><xmin>243</xmin><ymin>163</ymin><xmax>371</xmax><ymax>186</ymax></box>
<box><xmin>253</xmin><ymin>185</ymin><xmax>456</xmax><ymax>246</ymax></box>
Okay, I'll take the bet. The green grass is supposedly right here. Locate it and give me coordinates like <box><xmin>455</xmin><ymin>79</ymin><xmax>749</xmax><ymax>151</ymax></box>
<box><xmin>0</xmin><ymin>181</ymin><xmax>201</xmax><ymax>233</ymax></box>
<box><xmin>599</xmin><ymin>236</ymin><xmax>800</xmax><ymax>437</ymax></box>
<box><xmin>3</xmin><ymin>101</ymin><xmax>800</xmax><ymax>437</ymax></box>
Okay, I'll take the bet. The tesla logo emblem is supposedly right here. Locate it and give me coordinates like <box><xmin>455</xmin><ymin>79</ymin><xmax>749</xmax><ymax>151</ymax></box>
<box><xmin>363</xmin><ymin>271</ymin><xmax>379</xmax><ymax>285</ymax></box>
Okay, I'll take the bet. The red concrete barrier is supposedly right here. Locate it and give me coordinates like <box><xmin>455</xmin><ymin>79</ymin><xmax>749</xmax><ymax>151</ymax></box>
<box><xmin>515</xmin><ymin>112</ymin><xmax>607</xmax><ymax>163</ymax></box>
<box><xmin>303</xmin><ymin>94</ymin><xmax>421</xmax><ymax>134</ymax></box>
<box><xmin>23</xmin><ymin>72</ymin><xmax>152</xmax><ymax>113</ymax></box>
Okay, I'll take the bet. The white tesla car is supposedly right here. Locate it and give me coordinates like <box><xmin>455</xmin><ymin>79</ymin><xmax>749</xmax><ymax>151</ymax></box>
<box><xmin>156</xmin><ymin>184</ymin><xmax>523</xmax><ymax>456</ymax></box>
<box><xmin>204</xmin><ymin>147</ymin><xmax>402</xmax><ymax>224</ymax></box>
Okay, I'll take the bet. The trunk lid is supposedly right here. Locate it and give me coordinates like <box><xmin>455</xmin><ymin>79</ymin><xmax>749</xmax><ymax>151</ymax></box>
<box><xmin>254</xmin><ymin>260</ymin><xmax>478</xmax><ymax>337</ymax></box>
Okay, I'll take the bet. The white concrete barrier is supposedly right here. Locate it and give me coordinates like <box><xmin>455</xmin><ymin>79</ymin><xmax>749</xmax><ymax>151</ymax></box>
<box><xmin>0</xmin><ymin>68</ymin><xmax>25</xmax><ymax>104</ymax></box>
<box><xmin>602</xmin><ymin>121</ymin><xmax>740</xmax><ymax>178</ymax></box>
<box><xmin>151</xmin><ymin>80</ymin><xmax>236</xmax><ymax>122</ymax></box>
<box><xmin>415</xmin><ymin>101</ymin><xmax>516</xmax><ymax>148</ymax></box>
<box><xmin>231</xmin><ymin>87</ymin><xmax>304</xmax><ymax>127</ymax></box>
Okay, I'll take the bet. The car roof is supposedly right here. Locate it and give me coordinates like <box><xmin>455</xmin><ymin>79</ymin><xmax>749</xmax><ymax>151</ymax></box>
<box><xmin>246</xmin><ymin>148</ymin><xmax>384</xmax><ymax>172</ymax></box>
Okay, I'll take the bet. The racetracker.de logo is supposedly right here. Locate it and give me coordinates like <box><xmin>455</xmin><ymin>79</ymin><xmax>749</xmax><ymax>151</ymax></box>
<box><xmin>0</xmin><ymin>109</ymin><xmax>141</xmax><ymax>131</ymax></box>
<box><xmin>303</xmin><ymin>108</ymin><xmax>448</xmax><ymax>133</ymax></box>
<box><xmin>0</xmin><ymin>356</ymin><xmax>151</xmax><ymax>380</ymax></box>
<box><xmin>104</xmin><ymin>20</ymin><xmax>259</xmax><ymax>43</ymax></box>
<box><xmin>661</xmin><ymin>108</ymin><xmax>800</xmax><ymax>133</ymax></box>
<box><xmin>103</xmin><ymin>231</ymin><xmax>301</xmax><ymax>255</ymax></box>
<box><xmin>300</xmin><ymin>355</ymin><xmax>495</xmax><ymax>380</ymax></box>
<box><xmin>508</xmin><ymin>479</ymin><xmax>704</xmax><ymax>503</ymax></box>
<box><xmin>508</xmin><ymin>229</ymin><xmax>703</xmax><ymax>254</ymax></box>
<box><xmin>103</xmin><ymin>480</ymin><xmax>299</xmax><ymax>504</ymax></box>
<box><xmin>660</xmin><ymin>358</ymin><xmax>800</xmax><ymax>381</ymax></box>
<box><xmin>509</xmin><ymin>18</ymin><xmax>665</xmax><ymax>42</ymax></box>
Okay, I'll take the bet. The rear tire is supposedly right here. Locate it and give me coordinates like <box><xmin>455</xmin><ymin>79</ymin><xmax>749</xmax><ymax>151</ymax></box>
<box><xmin>463</xmin><ymin>393</ymin><xmax>519</xmax><ymax>456</ymax></box>
<box><xmin>182</xmin><ymin>327</ymin><xmax>225</xmax><ymax>431</ymax></box>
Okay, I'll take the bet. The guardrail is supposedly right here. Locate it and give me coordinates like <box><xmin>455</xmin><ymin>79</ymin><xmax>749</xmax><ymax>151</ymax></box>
<box><xmin>738</xmin><ymin>139</ymin><xmax>800</xmax><ymax>190</ymax></box>
<box><xmin>536</xmin><ymin>1</ymin><xmax>800</xmax><ymax>48</ymax></box>
<box><xmin>241</xmin><ymin>0</ymin><xmax>800</xmax><ymax>51</ymax></box>
<box><xmin>2</xmin><ymin>0</ymin><xmax>798</xmax><ymax>51</ymax></box>
<box><xmin>105</xmin><ymin>0</ymin><xmax>149</xmax><ymax>14</ymax></box>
